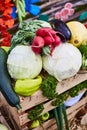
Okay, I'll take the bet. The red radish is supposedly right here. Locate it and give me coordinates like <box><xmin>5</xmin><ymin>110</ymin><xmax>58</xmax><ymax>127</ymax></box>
<box><xmin>53</xmin><ymin>35</ymin><xmax>61</xmax><ymax>47</ymax></box>
<box><xmin>36</xmin><ymin>27</ymin><xmax>51</xmax><ymax>37</ymax></box>
<box><xmin>36</xmin><ymin>28</ymin><xmax>46</xmax><ymax>37</ymax></box>
<box><xmin>84</xmin><ymin>24</ymin><xmax>87</xmax><ymax>28</ymax></box>
<box><xmin>43</xmin><ymin>27</ymin><xmax>56</xmax><ymax>36</ymax></box>
<box><xmin>49</xmin><ymin>29</ymin><xmax>57</xmax><ymax>36</ymax></box>
<box><xmin>36</xmin><ymin>27</ymin><xmax>56</xmax><ymax>37</ymax></box>
<box><xmin>32</xmin><ymin>47</ymin><xmax>41</xmax><ymax>54</ymax></box>
<box><xmin>32</xmin><ymin>36</ymin><xmax>45</xmax><ymax>54</ymax></box>
<box><xmin>49</xmin><ymin>44</ymin><xmax>54</xmax><ymax>56</ymax></box>
<box><xmin>32</xmin><ymin>28</ymin><xmax>60</xmax><ymax>54</ymax></box>
<box><xmin>44</xmin><ymin>36</ymin><xmax>53</xmax><ymax>46</ymax></box>
<box><xmin>32</xmin><ymin>36</ymin><xmax>45</xmax><ymax>47</ymax></box>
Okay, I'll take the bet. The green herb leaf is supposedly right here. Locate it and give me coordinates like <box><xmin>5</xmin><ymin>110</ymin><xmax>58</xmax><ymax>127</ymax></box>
<box><xmin>41</xmin><ymin>74</ymin><xmax>58</xmax><ymax>99</ymax></box>
<box><xmin>78</xmin><ymin>44</ymin><xmax>87</xmax><ymax>58</ymax></box>
<box><xmin>9</xmin><ymin>20</ymin><xmax>46</xmax><ymax>53</ymax></box>
<box><xmin>28</xmin><ymin>103</ymin><xmax>44</xmax><ymax>121</ymax></box>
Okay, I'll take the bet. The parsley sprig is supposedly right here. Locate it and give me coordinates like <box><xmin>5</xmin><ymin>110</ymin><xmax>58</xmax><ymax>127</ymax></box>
<box><xmin>41</xmin><ymin>74</ymin><xmax>87</xmax><ymax>106</ymax></box>
<box><xmin>28</xmin><ymin>103</ymin><xmax>44</xmax><ymax>120</ymax></box>
<box><xmin>41</xmin><ymin>74</ymin><xmax>58</xmax><ymax>100</ymax></box>
<box><xmin>28</xmin><ymin>75</ymin><xmax>87</xmax><ymax>121</ymax></box>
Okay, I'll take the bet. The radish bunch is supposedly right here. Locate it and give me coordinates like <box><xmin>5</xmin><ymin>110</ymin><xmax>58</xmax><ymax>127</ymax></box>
<box><xmin>31</xmin><ymin>27</ymin><xmax>61</xmax><ymax>54</ymax></box>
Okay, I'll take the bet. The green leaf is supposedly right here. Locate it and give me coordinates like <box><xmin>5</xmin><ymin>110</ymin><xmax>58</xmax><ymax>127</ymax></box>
<box><xmin>42</xmin><ymin>46</ymin><xmax>51</xmax><ymax>56</ymax></box>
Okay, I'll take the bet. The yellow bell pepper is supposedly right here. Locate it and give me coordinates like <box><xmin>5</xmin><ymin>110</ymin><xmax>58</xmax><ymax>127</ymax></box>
<box><xmin>14</xmin><ymin>76</ymin><xmax>42</xmax><ymax>96</ymax></box>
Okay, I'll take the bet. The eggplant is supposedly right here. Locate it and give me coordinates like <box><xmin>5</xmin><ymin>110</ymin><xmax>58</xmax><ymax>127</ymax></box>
<box><xmin>51</xmin><ymin>19</ymin><xmax>71</xmax><ymax>41</ymax></box>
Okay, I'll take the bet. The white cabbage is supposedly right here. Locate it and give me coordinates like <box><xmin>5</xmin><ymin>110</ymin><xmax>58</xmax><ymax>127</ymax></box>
<box><xmin>0</xmin><ymin>124</ymin><xmax>8</xmax><ymax>130</ymax></box>
<box><xmin>43</xmin><ymin>43</ymin><xmax>82</xmax><ymax>81</ymax></box>
<box><xmin>7</xmin><ymin>45</ymin><xmax>42</xmax><ymax>79</ymax></box>
<box><xmin>37</xmin><ymin>20</ymin><xmax>52</xmax><ymax>28</ymax></box>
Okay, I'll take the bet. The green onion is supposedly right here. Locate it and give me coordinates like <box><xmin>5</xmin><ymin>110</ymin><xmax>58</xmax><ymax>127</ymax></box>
<box><xmin>57</xmin><ymin>105</ymin><xmax>64</xmax><ymax>130</ymax></box>
<box><xmin>62</xmin><ymin>104</ymin><xmax>69</xmax><ymax>130</ymax></box>
<box><xmin>53</xmin><ymin>108</ymin><xmax>60</xmax><ymax>129</ymax></box>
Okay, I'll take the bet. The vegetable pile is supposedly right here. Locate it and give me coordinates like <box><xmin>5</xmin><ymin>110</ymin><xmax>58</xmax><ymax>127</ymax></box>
<box><xmin>0</xmin><ymin>19</ymin><xmax>87</xmax><ymax>112</ymax></box>
<box><xmin>0</xmin><ymin>1</ymin><xmax>87</xmax><ymax>130</ymax></box>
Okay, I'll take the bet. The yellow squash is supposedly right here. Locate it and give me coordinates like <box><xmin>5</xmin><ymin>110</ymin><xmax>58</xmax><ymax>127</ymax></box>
<box><xmin>67</xmin><ymin>21</ymin><xmax>87</xmax><ymax>47</ymax></box>
<box><xmin>1</xmin><ymin>46</ymin><xmax>10</xmax><ymax>52</ymax></box>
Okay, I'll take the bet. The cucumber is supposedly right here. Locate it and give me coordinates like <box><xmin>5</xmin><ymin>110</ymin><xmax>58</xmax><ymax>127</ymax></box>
<box><xmin>0</xmin><ymin>48</ymin><xmax>21</xmax><ymax>110</ymax></box>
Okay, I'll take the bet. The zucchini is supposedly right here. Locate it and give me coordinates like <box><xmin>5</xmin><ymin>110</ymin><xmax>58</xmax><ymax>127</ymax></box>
<box><xmin>0</xmin><ymin>48</ymin><xmax>21</xmax><ymax>110</ymax></box>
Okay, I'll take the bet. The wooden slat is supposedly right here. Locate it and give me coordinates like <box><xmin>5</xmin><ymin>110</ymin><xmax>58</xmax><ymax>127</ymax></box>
<box><xmin>20</xmin><ymin>73</ymin><xmax>87</xmax><ymax>112</ymax></box>
<box><xmin>31</xmin><ymin>118</ymin><xmax>56</xmax><ymax>130</ymax></box>
<box><xmin>67</xmin><ymin>96</ymin><xmax>87</xmax><ymax>115</ymax></box>
<box><xmin>22</xmin><ymin>95</ymin><xmax>87</xmax><ymax>130</ymax></box>
<box><xmin>0</xmin><ymin>112</ymin><xmax>12</xmax><ymax>130</ymax></box>
<box><xmin>0</xmin><ymin>93</ymin><xmax>21</xmax><ymax>130</ymax></box>
<box><xmin>19</xmin><ymin>90</ymin><xmax>87</xmax><ymax>126</ymax></box>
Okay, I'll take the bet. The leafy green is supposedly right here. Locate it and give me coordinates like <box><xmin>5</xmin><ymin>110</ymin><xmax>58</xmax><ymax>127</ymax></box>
<box><xmin>19</xmin><ymin>20</ymin><xmax>43</xmax><ymax>32</ymax></box>
<box><xmin>41</xmin><ymin>74</ymin><xmax>58</xmax><ymax>99</ymax></box>
<box><xmin>28</xmin><ymin>80</ymin><xmax>87</xmax><ymax>121</ymax></box>
<box><xmin>9</xmin><ymin>20</ymin><xmax>45</xmax><ymax>53</ymax></box>
<box><xmin>41</xmin><ymin>74</ymin><xmax>87</xmax><ymax>106</ymax></box>
<box><xmin>53</xmin><ymin>80</ymin><xmax>87</xmax><ymax>106</ymax></box>
<box><xmin>78</xmin><ymin>44</ymin><xmax>87</xmax><ymax>69</ymax></box>
<box><xmin>52</xmin><ymin>92</ymin><xmax>69</xmax><ymax>106</ymax></box>
<box><xmin>78</xmin><ymin>44</ymin><xmax>87</xmax><ymax>58</ymax></box>
<box><xmin>42</xmin><ymin>46</ymin><xmax>51</xmax><ymax>56</ymax></box>
<box><xmin>28</xmin><ymin>103</ymin><xmax>44</xmax><ymax>121</ymax></box>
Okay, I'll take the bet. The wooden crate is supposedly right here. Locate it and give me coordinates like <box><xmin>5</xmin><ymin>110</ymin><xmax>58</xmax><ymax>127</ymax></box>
<box><xmin>0</xmin><ymin>73</ymin><xmax>87</xmax><ymax>130</ymax></box>
<box><xmin>0</xmin><ymin>112</ymin><xmax>12</xmax><ymax>130</ymax></box>
<box><xmin>32</xmin><ymin>96</ymin><xmax>87</xmax><ymax>130</ymax></box>
<box><xmin>0</xmin><ymin>0</ymin><xmax>87</xmax><ymax>130</ymax></box>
